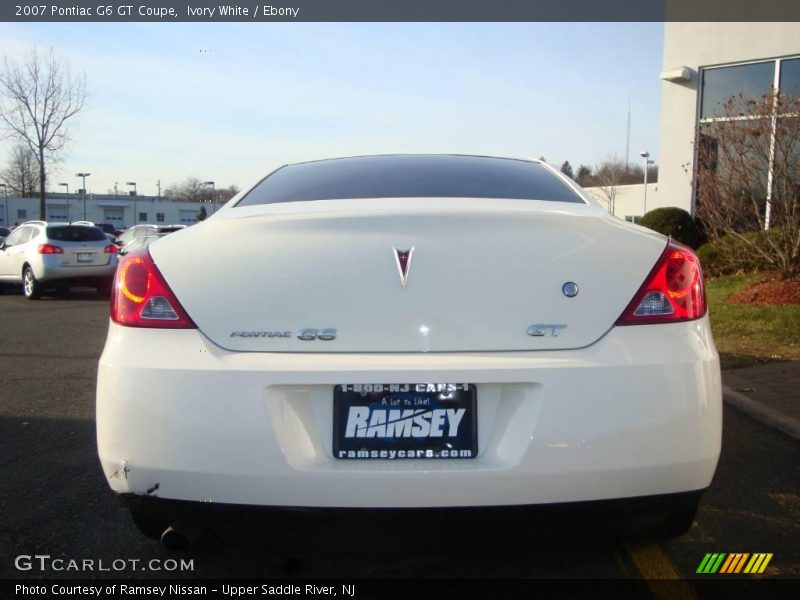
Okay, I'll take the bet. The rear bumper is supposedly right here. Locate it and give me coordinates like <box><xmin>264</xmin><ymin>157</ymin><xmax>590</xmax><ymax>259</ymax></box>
<box><xmin>97</xmin><ymin>318</ymin><xmax>722</xmax><ymax>508</ymax></box>
<box><xmin>34</xmin><ymin>255</ymin><xmax>116</xmax><ymax>282</ymax></box>
<box><xmin>124</xmin><ymin>489</ymin><xmax>706</xmax><ymax>537</ymax></box>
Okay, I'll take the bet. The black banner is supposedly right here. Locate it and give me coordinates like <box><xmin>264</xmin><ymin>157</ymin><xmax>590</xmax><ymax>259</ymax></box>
<box><xmin>4</xmin><ymin>578</ymin><xmax>800</xmax><ymax>600</ymax></box>
<box><xmin>3</xmin><ymin>0</ymin><xmax>800</xmax><ymax>23</ymax></box>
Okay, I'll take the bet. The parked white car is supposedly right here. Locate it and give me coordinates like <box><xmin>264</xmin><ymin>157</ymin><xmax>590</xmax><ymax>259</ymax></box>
<box><xmin>0</xmin><ymin>221</ymin><xmax>118</xmax><ymax>298</ymax></box>
<box><xmin>115</xmin><ymin>224</ymin><xmax>186</xmax><ymax>247</ymax></box>
<box><xmin>96</xmin><ymin>155</ymin><xmax>721</xmax><ymax>548</ymax></box>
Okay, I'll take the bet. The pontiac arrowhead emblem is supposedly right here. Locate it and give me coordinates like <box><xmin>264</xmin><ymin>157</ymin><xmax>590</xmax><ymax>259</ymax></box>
<box><xmin>393</xmin><ymin>247</ymin><xmax>415</xmax><ymax>290</ymax></box>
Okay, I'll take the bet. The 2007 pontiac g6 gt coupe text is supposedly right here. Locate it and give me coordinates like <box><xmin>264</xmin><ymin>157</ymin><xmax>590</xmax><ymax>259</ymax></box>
<box><xmin>96</xmin><ymin>155</ymin><xmax>721</xmax><ymax>544</ymax></box>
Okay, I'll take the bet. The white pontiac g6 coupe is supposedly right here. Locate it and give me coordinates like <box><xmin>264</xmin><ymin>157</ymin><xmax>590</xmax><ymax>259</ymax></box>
<box><xmin>96</xmin><ymin>155</ymin><xmax>721</xmax><ymax>545</ymax></box>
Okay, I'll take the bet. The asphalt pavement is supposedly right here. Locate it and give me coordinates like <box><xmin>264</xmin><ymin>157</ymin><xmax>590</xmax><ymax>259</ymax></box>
<box><xmin>1</xmin><ymin>288</ymin><xmax>798</xmax><ymax>592</ymax></box>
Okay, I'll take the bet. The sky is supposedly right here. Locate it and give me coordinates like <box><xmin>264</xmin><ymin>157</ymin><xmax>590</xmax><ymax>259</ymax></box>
<box><xmin>0</xmin><ymin>22</ymin><xmax>664</xmax><ymax>196</ymax></box>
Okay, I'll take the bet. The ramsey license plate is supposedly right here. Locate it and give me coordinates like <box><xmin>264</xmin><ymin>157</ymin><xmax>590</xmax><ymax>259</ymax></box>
<box><xmin>76</xmin><ymin>253</ymin><xmax>93</xmax><ymax>263</ymax></box>
<box><xmin>333</xmin><ymin>383</ymin><xmax>477</xmax><ymax>460</ymax></box>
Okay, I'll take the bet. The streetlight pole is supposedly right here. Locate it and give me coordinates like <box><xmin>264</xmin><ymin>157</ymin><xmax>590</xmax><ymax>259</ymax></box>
<box><xmin>639</xmin><ymin>152</ymin><xmax>651</xmax><ymax>217</ymax></box>
<box><xmin>76</xmin><ymin>173</ymin><xmax>91</xmax><ymax>221</ymax></box>
<box><xmin>126</xmin><ymin>182</ymin><xmax>137</xmax><ymax>225</ymax></box>
<box><xmin>0</xmin><ymin>183</ymin><xmax>8</xmax><ymax>227</ymax></box>
<box><xmin>59</xmin><ymin>183</ymin><xmax>70</xmax><ymax>222</ymax></box>
<box><xmin>204</xmin><ymin>181</ymin><xmax>215</xmax><ymax>214</ymax></box>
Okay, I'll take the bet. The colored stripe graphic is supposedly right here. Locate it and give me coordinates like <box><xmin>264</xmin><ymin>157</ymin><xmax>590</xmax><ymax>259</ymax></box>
<box><xmin>743</xmin><ymin>553</ymin><xmax>773</xmax><ymax>574</ymax></box>
<box><xmin>697</xmin><ymin>553</ymin><xmax>726</xmax><ymax>573</ymax></box>
<box><xmin>698</xmin><ymin>553</ymin><xmax>773</xmax><ymax>575</ymax></box>
<box><xmin>720</xmin><ymin>553</ymin><xmax>750</xmax><ymax>573</ymax></box>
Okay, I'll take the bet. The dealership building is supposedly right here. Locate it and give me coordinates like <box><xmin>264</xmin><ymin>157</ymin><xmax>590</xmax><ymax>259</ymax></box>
<box><xmin>590</xmin><ymin>21</ymin><xmax>800</xmax><ymax>220</ymax></box>
<box><xmin>0</xmin><ymin>193</ymin><xmax>215</xmax><ymax>228</ymax></box>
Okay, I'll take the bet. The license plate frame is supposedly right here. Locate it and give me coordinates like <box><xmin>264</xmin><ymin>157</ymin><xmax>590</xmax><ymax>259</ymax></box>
<box><xmin>333</xmin><ymin>383</ymin><xmax>478</xmax><ymax>460</ymax></box>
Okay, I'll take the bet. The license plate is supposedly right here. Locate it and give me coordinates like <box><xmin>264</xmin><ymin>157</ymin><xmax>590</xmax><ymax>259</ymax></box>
<box><xmin>76</xmin><ymin>253</ymin><xmax>93</xmax><ymax>263</ymax></box>
<box><xmin>333</xmin><ymin>384</ymin><xmax>477</xmax><ymax>460</ymax></box>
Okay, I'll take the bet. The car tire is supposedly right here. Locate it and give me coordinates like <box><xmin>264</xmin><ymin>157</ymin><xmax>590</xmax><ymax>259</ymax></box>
<box><xmin>129</xmin><ymin>506</ymin><xmax>170</xmax><ymax>541</ymax></box>
<box><xmin>22</xmin><ymin>267</ymin><xmax>43</xmax><ymax>300</ymax></box>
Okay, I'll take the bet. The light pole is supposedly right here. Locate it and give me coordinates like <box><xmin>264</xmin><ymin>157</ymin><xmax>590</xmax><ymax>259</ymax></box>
<box><xmin>639</xmin><ymin>152</ymin><xmax>655</xmax><ymax>217</ymax></box>
<box><xmin>204</xmin><ymin>181</ymin><xmax>216</xmax><ymax>214</ymax></box>
<box><xmin>76</xmin><ymin>173</ymin><xmax>91</xmax><ymax>221</ymax></box>
<box><xmin>0</xmin><ymin>183</ymin><xmax>8</xmax><ymax>227</ymax></box>
<box><xmin>126</xmin><ymin>182</ymin><xmax>137</xmax><ymax>225</ymax></box>
<box><xmin>59</xmin><ymin>183</ymin><xmax>70</xmax><ymax>222</ymax></box>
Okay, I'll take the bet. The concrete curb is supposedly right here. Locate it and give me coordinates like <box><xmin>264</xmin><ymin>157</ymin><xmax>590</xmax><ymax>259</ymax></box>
<box><xmin>723</xmin><ymin>385</ymin><xmax>800</xmax><ymax>442</ymax></box>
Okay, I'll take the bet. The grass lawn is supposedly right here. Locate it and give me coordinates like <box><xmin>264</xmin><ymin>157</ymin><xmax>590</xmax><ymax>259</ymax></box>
<box><xmin>706</xmin><ymin>274</ymin><xmax>800</xmax><ymax>369</ymax></box>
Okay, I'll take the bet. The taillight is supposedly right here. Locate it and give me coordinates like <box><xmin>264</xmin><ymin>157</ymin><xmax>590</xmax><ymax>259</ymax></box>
<box><xmin>104</xmin><ymin>244</ymin><xmax>118</xmax><ymax>254</ymax></box>
<box><xmin>38</xmin><ymin>244</ymin><xmax>63</xmax><ymax>254</ymax></box>
<box><xmin>616</xmin><ymin>240</ymin><xmax>706</xmax><ymax>325</ymax></box>
<box><xmin>111</xmin><ymin>248</ymin><xmax>196</xmax><ymax>329</ymax></box>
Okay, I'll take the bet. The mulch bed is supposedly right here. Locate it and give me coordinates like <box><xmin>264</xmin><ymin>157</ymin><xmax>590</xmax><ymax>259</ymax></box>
<box><xmin>728</xmin><ymin>274</ymin><xmax>800</xmax><ymax>306</ymax></box>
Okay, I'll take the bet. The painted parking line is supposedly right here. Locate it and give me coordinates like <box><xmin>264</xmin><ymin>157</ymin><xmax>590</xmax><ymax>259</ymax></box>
<box><xmin>623</xmin><ymin>542</ymin><xmax>698</xmax><ymax>600</ymax></box>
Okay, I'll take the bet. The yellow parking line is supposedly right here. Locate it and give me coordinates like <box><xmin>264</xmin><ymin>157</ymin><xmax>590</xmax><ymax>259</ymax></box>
<box><xmin>623</xmin><ymin>542</ymin><xmax>699</xmax><ymax>600</ymax></box>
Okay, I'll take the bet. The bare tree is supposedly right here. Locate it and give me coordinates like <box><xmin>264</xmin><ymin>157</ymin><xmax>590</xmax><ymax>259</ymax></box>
<box><xmin>0</xmin><ymin>47</ymin><xmax>87</xmax><ymax>219</ymax></box>
<box><xmin>696</xmin><ymin>90</ymin><xmax>800</xmax><ymax>278</ymax></box>
<box><xmin>1</xmin><ymin>143</ymin><xmax>40</xmax><ymax>197</ymax></box>
<box><xmin>592</xmin><ymin>157</ymin><xmax>629</xmax><ymax>215</ymax></box>
<box><xmin>165</xmin><ymin>177</ymin><xmax>239</xmax><ymax>203</ymax></box>
<box><xmin>217</xmin><ymin>184</ymin><xmax>240</xmax><ymax>203</ymax></box>
<box><xmin>164</xmin><ymin>177</ymin><xmax>208</xmax><ymax>202</ymax></box>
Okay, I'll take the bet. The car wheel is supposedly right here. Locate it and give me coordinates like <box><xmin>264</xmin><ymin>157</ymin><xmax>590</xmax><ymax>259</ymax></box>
<box><xmin>22</xmin><ymin>267</ymin><xmax>43</xmax><ymax>300</ymax></box>
<box><xmin>128</xmin><ymin>506</ymin><xmax>170</xmax><ymax>541</ymax></box>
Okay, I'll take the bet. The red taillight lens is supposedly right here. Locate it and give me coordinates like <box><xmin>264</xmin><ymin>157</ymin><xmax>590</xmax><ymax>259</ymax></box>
<box><xmin>104</xmin><ymin>244</ymin><xmax>118</xmax><ymax>254</ymax></box>
<box><xmin>38</xmin><ymin>244</ymin><xmax>63</xmax><ymax>254</ymax></box>
<box><xmin>616</xmin><ymin>240</ymin><xmax>706</xmax><ymax>325</ymax></box>
<box><xmin>111</xmin><ymin>248</ymin><xmax>196</xmax><ymax>329</ymax></box>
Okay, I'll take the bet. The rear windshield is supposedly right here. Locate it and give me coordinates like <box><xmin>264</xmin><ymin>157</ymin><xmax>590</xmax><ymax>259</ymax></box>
<box><xmin>236</xmin><ymin>155</ymin><xmax>584</xmax><ymax>206</ymax></box>
<box><xmin>46</xmin><ymin>226</ymin><xmax>107</xmax><ymax>242</ymax></box>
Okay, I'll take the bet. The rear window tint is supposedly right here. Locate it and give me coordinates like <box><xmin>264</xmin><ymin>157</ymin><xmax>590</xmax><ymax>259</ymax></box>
<box><xmin>236</xmin><ymin>155</ymin><xmax>584</xmax><ymax>206</ymax></box>
<box><xmin>46</xmin><ymin>226</ymin><xmax>107</xmax><ymax>242</ymax></box>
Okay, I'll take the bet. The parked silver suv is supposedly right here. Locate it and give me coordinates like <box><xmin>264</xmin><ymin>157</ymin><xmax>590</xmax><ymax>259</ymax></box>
<box><xmin>0</xmin><ymin>221</ymin><xmax>118</xmax><ymax>299</ymax></box>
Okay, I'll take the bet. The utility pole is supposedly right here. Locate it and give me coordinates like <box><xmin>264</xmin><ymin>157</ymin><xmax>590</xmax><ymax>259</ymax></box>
<box><xmin>625</xmin><ymin>99</ymin><xmax>631</xmax><ymax>168</ymax></box>
<box><xmin>76</xmin><ymin>172</ymin><xmax>91</xmax><ymax>221</ymax></box>
<box><xmin>157</xmin><ymin>179</ymin><xmax>161</xmax><ymax>200</ymax></box>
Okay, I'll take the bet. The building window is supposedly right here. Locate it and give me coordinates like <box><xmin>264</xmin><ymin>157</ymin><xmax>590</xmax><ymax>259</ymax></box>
<box><xmin>697</xmin><ymin>56</ymin><xmax>800</xmax><ymax>228</ymax></box>
<box><xmin>779</xmin><ymin>57</ymin><xmax>800</xmax><ymax>97</ymax></box>
<box><xmin>700</xmin><ymin>61</ymin><xmax>775</xmax><ymax>119</ymax></box>
<box><xmin>138</xmin><ymin>212</ymin><xmax>147</xmax><ymax>222</ymax></box>
<box><xmin>156</xmin><ymin>213</ymin><xmax>165</xmax><ymax>223</ymax></box>
<box><xmin>47</xmin><ymin>206</ymin><xmax>69</xmax><ymax>221</ymax></box>
<box><xmin>17</xmin><ymin>209</ymin><xmax>26</xmax><ymax>219</ymax></box>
